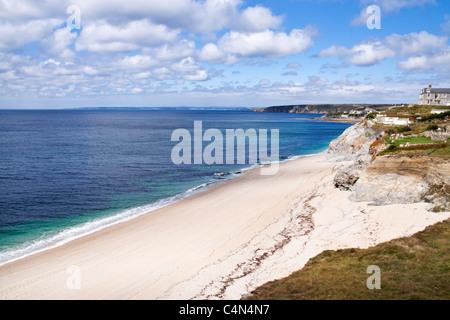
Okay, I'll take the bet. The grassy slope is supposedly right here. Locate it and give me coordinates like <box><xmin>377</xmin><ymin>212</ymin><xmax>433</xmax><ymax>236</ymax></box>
<box><xmin>379</xmin><ymin>146</ymin><xmax>450</xmax><ymax>158</ymax></box>
<box><xmin>372</xmin><ymin>118</ymin><xmax>450</xmax><ymax>157</ymax></box>
<box><xmin>245</xmin><ymin>219</ymin><xmax>450</xmax><ymax>300</ymax></box>
<box><xmin>384</xmin><ymin>136</ymin><xmax>445</xmax><ymax>146</ymax></box>
<box><xmin>385</xmin><ymin>105</ymin><xmax>450</xmax><ymax>117</ymax></box>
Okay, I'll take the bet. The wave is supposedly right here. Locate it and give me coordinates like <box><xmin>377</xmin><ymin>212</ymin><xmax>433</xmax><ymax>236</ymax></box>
<box><xmin>0</xmin><ymin>181</ymin><xmax>215</xmax><ymax>266</ymax></box>
<box><xmin>0</xmin><ymin>149</ymin><xmax>328</xmax><ymax>267</ymax></box>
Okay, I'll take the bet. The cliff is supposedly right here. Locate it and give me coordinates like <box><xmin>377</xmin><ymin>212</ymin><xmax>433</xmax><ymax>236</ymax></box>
<box><xmin>255</xmin><ymin>104</ymin><xmax>389</xmax><ymax>114</ymax></box>
<box><xmin>351</xmin><ymin>156</ymin><xmax>450</xmax><ymax>207</ymax></box>
<box><xmin>328</xmin><ymin>121</ymin><xmax>450</xmax><ymax>211</ymax></box>
<box><xmin>326</xmin><ymin>122</ymin><xmax>380</xmax><ymax>163</ymax></box>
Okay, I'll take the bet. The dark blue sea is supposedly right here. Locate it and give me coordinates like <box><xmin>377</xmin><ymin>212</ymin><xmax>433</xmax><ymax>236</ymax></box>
<box><xmin>0</xmin><ymin>109</ymin><xmax>351</xmax><ymax>265</ymax></box>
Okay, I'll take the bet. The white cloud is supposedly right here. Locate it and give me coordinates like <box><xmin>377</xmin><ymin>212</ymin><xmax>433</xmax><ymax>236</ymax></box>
<box><xmin>116</xmin><ymin>55</ymin><xmax>209</xmax><ymax>81</ymax></box>
<box><xmin>82</xmin><ymin>66</ymin><xmax>99</xmax><ymax>76</ymax></box>
<box><xmin>0</xmin><ymin>0</ymin><xmax>63</xmax><ymax>22</ymax></box>
<box><xmin>74</xmin><ymin>0</ymin><xmax>242</xmax><ymax>33</ymax></box>
<box><xmin>198</xmin><ymin>43</ymin><xmax>226</xmax><ymax>63</ymax></box>
<box><xmin>198</xmin><ymin>43</ymin><xmax>241</xmax><ymax>65</ymax></box>
<box><xmin>172</xmin><ymin>57</ymin><xmax>201</xmax><ymax>73</ymax></box>
<box><xmin>233</xmin><ymin>6</ymin><xmax>283</xmax><ymax>32</ymax></box>
<box><xmin>184</xmin><ymin>69</ymin><xmax>208</xmax><ymax>81</ymax></box>
<box><xmin>0</xmin><ymin>19</ymin><xmax>62</xmax><ymax>51</ymax></box>
<box><xmin>198</xmin><ymin>27</ymin><xmax>316</xmax><ymax>64</ymax></box>
<box><xmin>143</xmin><ymin>40</ymin><xmax>196</xmax><ymax>62</ymax></box>
<box><xmin>218</xmin><ymin>28</ymin><xmax>315</xmax><ymax>59</ymax></box>
<box><xmin>190</xmin><ymin>0</ymin><xmax>241</xmax><ymax>33</ymax></box>
<box><xmin>351</xmin><ymin>7</ymin><xmax>376</xmax><ymax>26</ymax></box>
<box><xmin>384</xmin><ymin>31</ymin><xmax>447</xmax><ymax>56</ymax></box>
<box><xmin>318</xmin><ymin>31</ymin><xmax>449</xmax><ymax>67</ymax></box>
<box><xmin>318</xmin><ymin>45</ymin><xmax>352</xmax><ymax>58</ymax></box>
<box><xmin>41</xmin><ymin>27</ymin><xmax>77</xmax><ymax>59</ymax></box>
<box><xmin>75</xmin><ymin>20</ymin><xmax>180</xmax><ymax>52</ymax></box>
<box><xmin>398</xmin><ymin>49</ymin><xmax>450</xmax><ymax>72</ymax></box>
<box><xmin>131</xmin><ymin>87</ymin><xmax>143</xmax><ymax>94</ymax></box>
<box><xmin>347</xmin><ymin>42</ymin><xmax>396</xmax><ymax>66</ymax></box>
<box><xmin>118</xmin><ymin>55</ymin><xmax>160</xmax><ymax>70</ymax></box>
<box><xmin>0</xmin><ymin>0</ymin><xmax>243</xmax><ymax>34</ymax></box>
<box><xmin>132</xmin><ymin>71</ymin><xmax>152</xmax><ymax>79</ymax></box>
<box><xmin>172</xmin><ymin>57</ymin><xmax>209</xmax><ymax>81</ymax></box>
<box><xmin>285</xmin><ymin>62</ymin><xmax>302</xmax><ymax>69</ymax></box>
<box><xmin>441</xmin><ymin>14</ymin><xmax>450</xmax><ymax>36</ymax></box>
<box><xmin>281</xmin><ymin>71</ymin><xmax>298</xmax><ymax>76</ymax></box>
<box><xmin>367</xmin><ymin>0</ymin><xmax>435</xmax><ymax>13</ymax></box>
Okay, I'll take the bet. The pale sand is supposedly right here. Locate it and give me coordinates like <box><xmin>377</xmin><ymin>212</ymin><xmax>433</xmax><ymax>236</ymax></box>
<box><xmin>1</xmin><ymin>154</ymin><xmax>449</xmax><ymax>300</ymax></box>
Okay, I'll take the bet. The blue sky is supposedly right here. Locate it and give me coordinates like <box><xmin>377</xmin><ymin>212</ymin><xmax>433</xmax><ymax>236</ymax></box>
<box><xmin>0</xmin><ymin>0</ymin><xmax>449</xmax><ymax>109</ymax></box>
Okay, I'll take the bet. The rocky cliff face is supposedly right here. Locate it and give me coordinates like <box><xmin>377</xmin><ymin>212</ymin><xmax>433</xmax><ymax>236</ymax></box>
<box><xmin>350</xmin><ymin>156</ymin><xmax>450</xmax><ymax>207</ymax></box>
<box><xmin>327</xmin><ymin>121</ymin><xmax>449</xmax><ymax>211</ymax></box>
<box><xmin>327</xmin><ymin>121</ymin><xmax>379</xmax><ymax>191</ymax></box>
<box><xmin>326</xmin><ymin>121</ymin><xmax>379</xmax><ymax>163</ymax></box>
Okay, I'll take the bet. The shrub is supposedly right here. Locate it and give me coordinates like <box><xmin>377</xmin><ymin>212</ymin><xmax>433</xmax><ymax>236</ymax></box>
<box><xmin>397</xmin><ymin>126</ymin><xmax>412</xmax><ymax>133</ymax></box>
<box><xmin>366</xmin><ymin>112</ymin><xmax>377</xmax><ymax>120</ymax></box>
<box><xmin>425</xmin><ymin>124</ymin><xmax>439</xmax><ymax>131</ymax></box>
<box><xmin>419</xmin><ymin>111</ymin><xmax>450</xmax><ymax>122</ymax></box>
<box><xmin>387</xmin><ymin>144</ymin><xmax>397</xmax><ymax>151</ymax></box>
<box><xmin>386</xmin><ymin>129</ymin><xmax>395</xmax><ymax>135</ymax></box>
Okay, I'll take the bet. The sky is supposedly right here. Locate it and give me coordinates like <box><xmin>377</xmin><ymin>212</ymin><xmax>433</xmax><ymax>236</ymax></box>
<box><xmin>0</xmin><ymin>0</ymin><xmax>450</xmax><ymax>109</ymax></box>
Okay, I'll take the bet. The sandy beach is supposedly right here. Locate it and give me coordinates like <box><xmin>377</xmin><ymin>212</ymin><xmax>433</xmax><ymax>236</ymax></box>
<box><xmin>1</xmin><ymin>153</ymin><xmax>449</xmax><ymax>300</ymax></box>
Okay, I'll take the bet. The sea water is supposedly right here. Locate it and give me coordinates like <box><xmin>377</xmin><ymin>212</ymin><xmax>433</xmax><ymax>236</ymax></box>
<box><xmin>0</xmin><ymin>109</ymin><xmax>351</xmax><ymax>265</ymax></box>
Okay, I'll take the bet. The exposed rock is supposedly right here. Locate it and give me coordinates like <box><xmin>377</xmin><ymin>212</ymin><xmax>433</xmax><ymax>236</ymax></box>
<box><xmin>327</xmin><ymin>121</ymin><xmax>383</xmax><ymax>191</ymax></box>
<box><xmin>215</xmin><ymin>172</ymin><xmax>232</xmax><ymax>178</ymax></box>
<box><xmin>350</xmin><ymin>156</ymin><xmax>450</xmax><ymax>206</ymax></box>
<box><xmin>421</xmin><ymin>130</ymin><xmax>450</xmax><ymax>142</ymax></box>
<box><xmin>370</xmin><ymin>138</ymin><xmax>390</xmax><ymax>155</ymax></box>
<box><xmin>327</xmin><ymin>120</ymin><xmax>449</xmax><ymax>211</ymax></box>
<box><xmin>333</xmin><ymin>165</ymin><xmax>360</xmax><ymax>191</ymax></box>
<box><xmin>424</xmin><ymin>184</ymin><xmax>450</xmax><ymax>212</ymax></box>
<box><xmin>326</xmin><ymin>121</ymin><xmax>379</xmax><ymax>163</ymax></box>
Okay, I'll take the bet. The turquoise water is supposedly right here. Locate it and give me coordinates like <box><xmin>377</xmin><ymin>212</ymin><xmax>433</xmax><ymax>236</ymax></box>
<box><xmin>0</xmin><ymin>109</ymin><xmax>351</xmax><ymax>264</ymax></box>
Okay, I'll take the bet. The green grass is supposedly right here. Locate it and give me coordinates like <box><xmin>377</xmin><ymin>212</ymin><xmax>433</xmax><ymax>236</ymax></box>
<box><xmin>372</xmin><ymin>122</ymin><xmax>449</xmax><ymax>136</ymax></box>
<box><xmin>385</xmin><ymin>105</ymin><xmax>450</xmax><ymax>118</ymax></box>
<box><xmin>380</xmin><ymin>146</ymin><xmax>450</xmax><ymax>158</ymax></box>
<box><xmin>245</xmin><ymin>219</ymin><xmax>450</xmax><ymax>300</ymax></box>
<box><xmin>384</xmin><ymin>136</ymin><xmax>445</xmax><ymax>147</ymax></box>
<box><xmin>419</xmin><ymin>111</ymin><xmax>450</xmax><ymax>122</ymax></box>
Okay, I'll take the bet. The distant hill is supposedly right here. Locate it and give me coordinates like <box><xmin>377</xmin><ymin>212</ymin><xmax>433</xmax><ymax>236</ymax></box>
<box><xmin>64</xmin><ymin>106</ymin><xmax>251</xmax><ymax>111</ymax></box>
<box><xmin>255</xmin><ymin>104</ymin><xmax>396</xmax><ymax>114</ymax></box>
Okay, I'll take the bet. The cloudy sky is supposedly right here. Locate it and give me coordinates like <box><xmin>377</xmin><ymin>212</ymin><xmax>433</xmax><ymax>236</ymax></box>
<box><xmin>1</xmin><ymin>0</ymin><xmax>449</xmax><ymax>109</ymax></box>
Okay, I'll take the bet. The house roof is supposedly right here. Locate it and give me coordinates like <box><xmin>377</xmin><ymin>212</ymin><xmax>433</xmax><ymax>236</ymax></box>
<box><xmin>425</xmin><ymin>88</ymin><xmax>450</xmax><ymax>94</ymax></box>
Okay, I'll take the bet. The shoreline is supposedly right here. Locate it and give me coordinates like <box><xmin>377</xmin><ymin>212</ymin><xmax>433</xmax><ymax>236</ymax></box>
<box><xmin>0</xmin><ymin>151</ymin><xmax>325</xmax><ymax>268</ymax></box>
<box><xmin>1</xmin><ymin>153</ymin><xmax>449</xmax><ymax>299</ymax></box>
<box><xmin>307</xmin><ymin>117</ymin><xmax>362</xmax><ymax>124</ymax></box>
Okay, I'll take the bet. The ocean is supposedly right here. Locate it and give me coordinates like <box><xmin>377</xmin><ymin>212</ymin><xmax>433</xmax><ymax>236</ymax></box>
<box><xmin>0</xmin><ymin>109</ymin><xmax>351</xmax><ymax>265</ymax></box>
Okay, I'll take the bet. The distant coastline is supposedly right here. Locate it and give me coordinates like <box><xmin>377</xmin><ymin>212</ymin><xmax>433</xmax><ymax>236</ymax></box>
<box><xmin>306</xmin><ymin>116</ymin><xmax>361</xmax><ymax>124</ymax></box>
<box><xmin>253</xmin><ymin>103</ymin><xmax>399</xmax><ymax>114</ymax></box>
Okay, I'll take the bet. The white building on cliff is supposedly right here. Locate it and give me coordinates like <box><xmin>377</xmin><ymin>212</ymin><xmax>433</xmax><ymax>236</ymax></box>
<box><xmin>375</xmin><ymin>116</ymin><xmax>411</xmax><ymax>126</ymax></box>
<box><xmin>418</xmin><ymin>85</ymin><xmax>450</xmax><ymax>106</ymax></box>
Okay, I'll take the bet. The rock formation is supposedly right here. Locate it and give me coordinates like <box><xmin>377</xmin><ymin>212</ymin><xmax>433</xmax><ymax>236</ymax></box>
<box><xmin>326</xmin><ymin>121</ymin><xmax>378</xmax><ymax>163</ymax></box>
<box><xmin>327</xmin><ymin>121</ymin><xmax>379</xmax><ymax>191</ymax></box>
<box><xmin>350</xmin><ymin>156</ymin><xmax>449</xmax><ymax>206</ymax></box>
<box><xmin>327</xmin><ymin>120</ymin><xmax>450</xmax><ymax>211</ymax></box>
